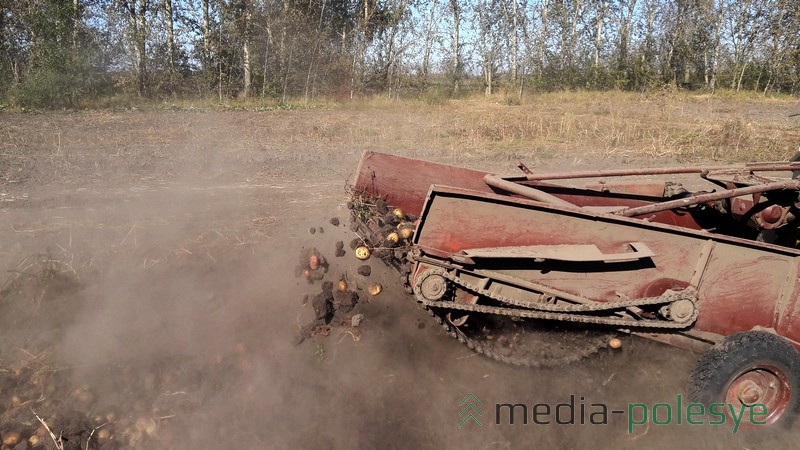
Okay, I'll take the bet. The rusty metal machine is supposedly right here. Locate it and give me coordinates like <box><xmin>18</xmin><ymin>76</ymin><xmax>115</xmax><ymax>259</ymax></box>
<box><xmin>349</xmin><ymin>151</ymin><xmax>800</xmax><ymax>428</ymax></box>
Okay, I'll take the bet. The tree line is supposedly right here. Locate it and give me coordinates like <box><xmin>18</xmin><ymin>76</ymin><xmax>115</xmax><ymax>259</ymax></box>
<box><xmin>1</xmin><ymin>0</ymin><xmax>799</xmax><ymax>107</ymax></box>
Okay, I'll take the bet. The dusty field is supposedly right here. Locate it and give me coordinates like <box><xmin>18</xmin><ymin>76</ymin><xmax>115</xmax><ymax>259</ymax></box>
<box><xmin>1</xmin><ymin>95</ymin><xmax>799</xmax><ymax>449</ymax></box>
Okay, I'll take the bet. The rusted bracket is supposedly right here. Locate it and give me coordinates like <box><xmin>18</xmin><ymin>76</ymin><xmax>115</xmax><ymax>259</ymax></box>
<box><xmin>689</xmin><ymin>240</ymin><xmax>715</xmax><ymax>291</ymax></box>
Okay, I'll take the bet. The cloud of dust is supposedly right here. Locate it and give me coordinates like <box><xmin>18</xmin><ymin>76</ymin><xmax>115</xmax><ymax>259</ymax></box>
<box><xmin>2</xmin><ymin>112</ymin><xmax>798</xmax><ymax>449</ymax></box>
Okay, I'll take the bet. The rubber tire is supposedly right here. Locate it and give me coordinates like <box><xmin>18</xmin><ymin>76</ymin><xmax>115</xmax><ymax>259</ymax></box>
<box><xmin>688</xmin><ymin>331</ymin><xmax>800</xmax><ymax>429</ymax></box>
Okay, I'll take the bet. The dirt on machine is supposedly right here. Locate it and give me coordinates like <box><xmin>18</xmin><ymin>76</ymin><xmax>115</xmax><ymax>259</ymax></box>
<box><xmin>332</xmin><ymin>150</ymin><xmax>800</xmax><ymax>429</ymax></box>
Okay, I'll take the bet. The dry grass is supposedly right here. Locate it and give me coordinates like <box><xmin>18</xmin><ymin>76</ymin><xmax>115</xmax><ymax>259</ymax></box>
<box><xmin>282</xmin><ymin>90</ymin><xmax>799</xmax><ymax>163</ymax></box>
<box><xmin>380</xmin><ymin>90</ymin><xmax>800</xmax><ymax>162</ymax></box>
<box><xmin>1</xmin><ymin>90</ymin><xmax>798</xmax><ymax>192</ymax></box>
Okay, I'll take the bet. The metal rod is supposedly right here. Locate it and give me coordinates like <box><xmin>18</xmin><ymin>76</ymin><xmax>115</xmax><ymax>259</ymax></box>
<box><xmin>501</xmin><ymin>162</ymin><xmax>800</xmax><ymax>181</ymax></box>
<box><xmin>484</xmin><ymin>174</ymin><xmax>575</xmax><ymax>207</ymax></box>
<box><xmin>617</xmin><ymin>180</ymin><xmax>800</xmax><ymax>217</ymax></box>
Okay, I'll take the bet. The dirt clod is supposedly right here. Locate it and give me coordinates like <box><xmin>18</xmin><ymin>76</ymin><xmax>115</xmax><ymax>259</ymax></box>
<box><xmin>330</xmin><ymin>217</ymin><xmax>340</xmax><ymax>226</ymax></box>
<box><xmin>357</xmin><ymin>265</ymin><xmax>371</xmax><ymax>276</ymax></box>
<box><xmin>333</xmin><ymin>291</ymin><xmax>359</xmax><ymax>314</ymax></box>
<box><xmin>311</xmin><ymin>290</ymin><xmax>335</xmax><ymax>324</ymax></box>
<box><xmin>334</xmin><ymin>241</ymin><xmax>346</xmax><ymax>257</ymax></box>
<box><xmin>376</xmin><ymin>199</ymin><xmax>389</xmax><ymax>214</ymax></box>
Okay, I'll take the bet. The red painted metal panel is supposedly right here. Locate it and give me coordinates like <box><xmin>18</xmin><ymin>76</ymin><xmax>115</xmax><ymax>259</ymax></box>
<box><xmin>353</xmin><ymin>151</ymin><xmax>491</xmax><ymax>216</ymax></box>
<box><xmin>354</xmin><ymin>151</ymin><xmax>705</xmax><ymax>229</ymax></box>
<box><xmin>413</xmin><ymin>187</ymin><xmax>800</xmax><ymax>342</ymax></box>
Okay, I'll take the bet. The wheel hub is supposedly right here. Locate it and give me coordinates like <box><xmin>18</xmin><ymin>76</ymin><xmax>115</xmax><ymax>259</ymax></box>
<box><xmin>726</xmin><ymin>366</ymin><xmax>792</xmax><ymax>425</ymax></box>
<box><xmin>419</xmin><ymin>273</ymin><xmax>447</xmax><ymax>301</ymax></box>
<box><xmin>736</xmin><ymin>380</ymin><xmax>764</xmax><ymax>405</ymax></box>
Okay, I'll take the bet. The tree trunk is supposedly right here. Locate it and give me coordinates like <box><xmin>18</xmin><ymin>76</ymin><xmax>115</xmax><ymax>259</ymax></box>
<box><xmin>262</xmin><ymin>4</ymin><xmax>275</xmax><ymax>97</ymax></box>
<box><xmin>450</xmin><ymin>0</ymin><xmax>461</xmax><ymax>94</ymax></box>
<box><xmin>125</xmin><ymin>0</ymin><xmax>148</xmax><ymax>96</ymax></box>
<box><xmin>304</xmin><ymin>0</ymin><xmax>326</xmax><ymax>101</ymax></box>
<box><xmin>511</xmin><ymin>0</ymin><xmax>518</xmax><ymax>82</ymax></box>
<box><xmin>386</xmin><ymin>0</ymin><xmax>409</xmax><ymax>97</ymax></box>
<box><xmin>594</xmin><ymin>0</ymin><xmax>605</xmax><ymax>68</ymax></box>
<box><xmin>242</xmin><ymin>2</ymin><xmax>252</xmax><ymax>97</ymax></box>
<box><xmin>707</xmin><ymin>0</ymin><xmax>723</xmax><ymax>92</ymax></box>
<box><xmin>164</xmin><ymin>0</ymin><xmax>175</xmax><ymax>71</ymax></box>
<box><xmin>477</xmin><ymin>3</ymin><xmax>492</xmax><ymax>96</ymax></box>
<box><xmin>618</xmin><ymin>0</ymin><xmax>636</xmax><ymax>70</ymax></box>
<box><xmin>73</xmin><ymin>0</ymin><xmax>80</xmax><ymax>48</ymax></box>
<box><xmin>351</xmin><ymin>0</ymin><xmax>372</xmax><ymax>98</ymax></box>
<box><xmin>485</xmin><ymin>61</ymin><xmax>493</xmax><ymax>95</ymax></box>
<box><xmin>283</xmin><ymin>39</ymin><xmax>294</xmax><ymax>102</ymax></box>
<box><xmin>202</xmin><ymin>0</ymin><xmax>210</xmax><ymax>71</ymax></box>
<box><xmin>385</xmin><ymin>29</ymin><xmax>396</xmax><ymax>96</ymax></box>
<box><xmin>137</xmin><ymin>0</ymin><xmax>147</xmax><ymax>95</ymax></box>
<box><xmin>536</xmin><ymin>0</ymin><xmax>549</xmax><ymax>78</ymax></box>
<box><xmin>737</xmin><ymin>61</ymin><xmax>747</xmax><ymax>92</ymax></box>
<box><xmin>243</xmin><ymin>41</ymin><xmax>251</xmax><ymax>97</ymax></box>
<box><xmin>564</xmin><ymin>0</ymin><xmax>584</xmax><ymax>70</ymax></box>
<box><xmin>421</xmin><ymin>0</ymin><xmax>437</xmax><ymax>86</ymax></box>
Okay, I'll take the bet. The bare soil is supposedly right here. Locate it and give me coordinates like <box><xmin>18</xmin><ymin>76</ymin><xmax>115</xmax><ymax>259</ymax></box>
<box><xmin>0</xmin><ymin>103</ymin><xmax>797</xmax><ymax>449</ymax></box>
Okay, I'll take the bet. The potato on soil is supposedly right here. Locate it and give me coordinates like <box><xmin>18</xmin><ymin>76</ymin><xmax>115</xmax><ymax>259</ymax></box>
<box><xmin>28</xmin><ymin>434</ymin><xmax>43</xmax><ymax>447</ymax></box>
<box><xmin>10</xmin><ymin>394</ymin><xmax>23</xmax><ymax>406</ymax></box>
<box><xmin>97</xmin><ymin>428</ymin><xmax>113</xmax><ymax>442</ymax></box>
<box><xmin>299</xmin><ymin>247</ymin><xmax>327</xmax><ymax>269</ymax></box>
<box><xmin>135</xmin><ymin>416</ymin><xmax>158</xmax><ymax>437</ymax></box>
<box><xmin>71</xmin><ymin>386</ymin><xmax>94</xmax><ymax>404</ymax></box>
<box><xmin>355</xmin><ymin>246</ymin><xmax>371</xmax><ymax>260</ymax></box>
<box><xmin>2</xmin><ymin>431</ymin><xmax>22</xmax><ymax>446</ymax></box>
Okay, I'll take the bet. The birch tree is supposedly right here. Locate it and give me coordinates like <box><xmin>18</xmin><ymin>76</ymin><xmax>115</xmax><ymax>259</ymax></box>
<box><xmin>121</xmin><ymin>0</ymin><xmax>150</xmax><ymax>96</ymax></box>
